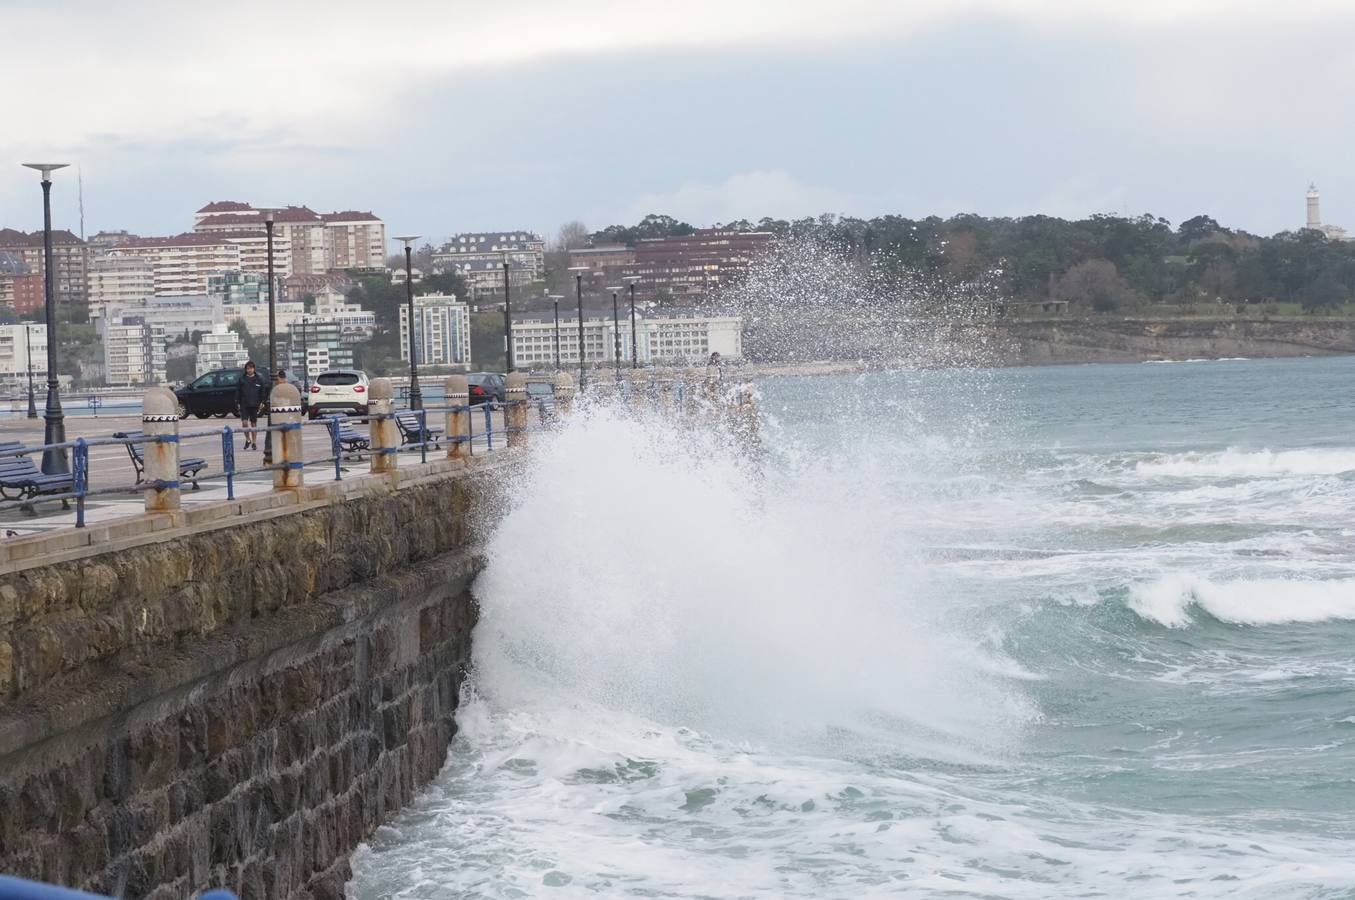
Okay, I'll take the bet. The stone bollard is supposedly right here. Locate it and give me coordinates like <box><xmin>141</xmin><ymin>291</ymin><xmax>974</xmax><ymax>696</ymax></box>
<box><xmin>506</xmin><ymin>372</ymin><xmax>528</xmax><ymax>448</ymax></box>
<box><xmin>270</xmin><ymin>382</ymin><xmax>305</xmax><ymax>490</ymax></box>
<box><xmin>626</xmin><ymin>369</ymin><xmax>649</xmax><ymax>413</ymax></box>
<box><xmin>369</xmin><ymin>377</ymin><xmax>398</xmax><ymax>474</ymax></box>
<box><xmin>729</xmin><ymin>383</ymin><xmax>762</xmax><ymax>456</ymax></box>
<box><xmin>142</xmin><ymin>386</ymin><xmax>181</xmax><ymax>513</ymax></box>
<box><xmin>553</xmin><ymin>371</ymin><xmax>575</xmax><ymax>417</ymax></box>
<box><xmin>445</xmin><ymin>374</ymin><xmax>470</xmax><ymax>460</ymax></box>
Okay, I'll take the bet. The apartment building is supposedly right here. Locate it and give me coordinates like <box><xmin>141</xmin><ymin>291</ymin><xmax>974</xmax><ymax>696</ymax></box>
<box><xmin>103</xmin><ymin>319</ymin><xmax>164</xmax><ymax>386</ymax></box>
<box><xmin>87</xmin><ymin>255</ymin><xmax>155</xmax><ymax>315</ymax></box>
<box><xmin>431</xmin><ymin>232</ymin><xmax>545</xmax><ymax>297</ymax></box>
<box><xmin>0</xmin><ymin>227</ymin><xmax>89</xmax><ymax>309</ymax></box>
<box><xmin>510</xmin><ymin>311</ymin><xmax>743</xmax><ymax>367</ymax></box>
<box><xmin>193</xmin><ymin>202</ymin><xmax>387</xmax><ymax>274</ymax></box>
<box><xmin>220</xmin><ymin>301</ymin><xmax>305</xmax><ymax>339</ymax></box>
<box><xmin>0</xmin><ymin>323</ymin><xmax>48</xmax><ymax>379</ymax></box>
<box><xmin>108</xmin><ymin>234</ymin><xmax>242</xmax><ymax>296</ymax></box>
<box><xmin>10</xmin><ymin>274</ymin><xmax>45</xmax><ymax>315</ymax></box>
<box><xmin>196</xmin><ymin>324</ymin><xmax>249</xmax><ymax>377</ymax></box>
<box><xmin>397</xmin><ymin>293</ymin><xmax>472</xmax><ymax>367</ymax></box>
<box><xmin>281</xmin><ymin>318</ymin><xmax>355</xmax><ymax>378</ymax></box>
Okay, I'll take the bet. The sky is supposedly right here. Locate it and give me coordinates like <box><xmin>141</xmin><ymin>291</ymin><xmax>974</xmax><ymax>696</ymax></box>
<box><xmin>2</xmin><ymin>0</ymin><xmax>1355</xmax><ymax>248</ymax></box>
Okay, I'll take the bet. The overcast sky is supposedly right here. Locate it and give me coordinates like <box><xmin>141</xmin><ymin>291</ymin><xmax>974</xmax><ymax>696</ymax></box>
<box><xmin>2</xmin><ymin>0</ymin><xmax>1354</xmax><ymax>246</ymax></box>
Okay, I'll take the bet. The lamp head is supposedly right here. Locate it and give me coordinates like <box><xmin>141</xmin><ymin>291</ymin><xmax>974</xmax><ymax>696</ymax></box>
<box><xmin>22</xmin><ymin>163</ymin><xmax>69</xmax><ymax>183</ymax></box>
<box><xmin>622</xmin><ymin>275</ymin><xmax>642</xmax><ymax>285</ymax></box>
<box><xmin>606</xmin><ymin>286</ymin><xmax>622</xmax><ymax>293</ymax></box>
<box><xmin>394</xmin><ymin>235</ymin><xmax>420</xmax><ymax>247</ymax></box>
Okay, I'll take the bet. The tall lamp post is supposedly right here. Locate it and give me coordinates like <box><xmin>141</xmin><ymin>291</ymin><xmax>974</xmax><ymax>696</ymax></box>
<box><xmin>24</xmin><ymin>323</ymin><xmax>37</xmax><ymax>419</ymax></box>
<box><xmin>259</xmin><ymin>208</ymin><xmax>279</xmax><ymax>464</ymax></box>
<box><xmin>607</xmin><ymin>286</ymin><xmax>623</xmax><ymax>375</ymax></box>
<box><xmin>567</xmin><ymin>266</ymin><xmax>589</xmax><ymax>386</ymax></box>
<box><xmin>395</xmin><ymin>235</ymin><xmax>422</xmax><ymax>409</ymax></box>
<box><xmin>501</xmin><ymin>251</ymin><xmax>514</xmax><ymax>372</ymax></box>
<box><xmin>298</xmin><ymin>314</ymin><xmax>309</xmax><ymax>395</ymax></box>
<box><xmin>623</xmin><ymin>275</ymin><xmax>642</xmax><ymax>368</ymax></box>
<box><xmin>547</xmin><ymin>295</ymin><xmax>564</xmax><ymax>371</ymax></box>
<box><xmin>22</xmin><ymin>163</ymin><xmax>69</xmax><ymax>474</ymax></box>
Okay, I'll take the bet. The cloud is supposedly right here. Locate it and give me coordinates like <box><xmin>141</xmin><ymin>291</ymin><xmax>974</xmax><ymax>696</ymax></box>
<box><xmin>617</xmin><ymin>171</ymin><xmax>863</xmax><ymax>225</ymax></box>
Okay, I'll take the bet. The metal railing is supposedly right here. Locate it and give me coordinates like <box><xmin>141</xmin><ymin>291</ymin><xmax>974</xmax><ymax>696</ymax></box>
<box><xmin>0</xmin><ymin>397</ymin><xmax>552</xmax><ymax>529</ymax></box>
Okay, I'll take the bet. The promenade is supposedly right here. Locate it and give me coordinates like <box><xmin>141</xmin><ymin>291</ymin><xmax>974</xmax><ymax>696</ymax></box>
<box><xmin>0</xmin><ymin>403</ymin><xmax>508</xmax><ymax>537</ymax></box>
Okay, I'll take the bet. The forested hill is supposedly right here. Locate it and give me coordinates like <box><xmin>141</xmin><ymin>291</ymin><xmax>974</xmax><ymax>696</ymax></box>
<box><xmin>587</xmin><ymin>212</ymin><xmax>1355</xmax><ymax>313</ymax></box>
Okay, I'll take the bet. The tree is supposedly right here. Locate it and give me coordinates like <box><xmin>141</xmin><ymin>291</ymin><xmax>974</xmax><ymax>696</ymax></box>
<box><xmin>555</xmin><ymin>221</ymin><xmax>589</xmax><ymax>250</ymax></box>
<box><xmin>228</xmin><ymin>319</ymin><xmax>261</xmax><ymax>361</ymax></box>
<box><xmin>1054</xmin><ymin>259</ymin><xmax>1137</xmax><ymax>312</ymax></box>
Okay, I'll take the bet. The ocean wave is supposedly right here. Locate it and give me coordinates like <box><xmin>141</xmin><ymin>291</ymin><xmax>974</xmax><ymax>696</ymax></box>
<box><xmin>1128</xmin><ymin>574</ymin><xmax>1355</xmax><ymax>627</ymax></box>
<box><xmin>1135</xmin><ymin>448</ymin><xmax>1355</xmax><ymax>478</ymax></box>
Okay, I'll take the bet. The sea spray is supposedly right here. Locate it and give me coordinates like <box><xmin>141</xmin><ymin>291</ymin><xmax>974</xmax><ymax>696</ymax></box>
<box><xmin>471</xmin><ymin>398</ymin><xmax>1033</xmax><ymax>759</ymax></box>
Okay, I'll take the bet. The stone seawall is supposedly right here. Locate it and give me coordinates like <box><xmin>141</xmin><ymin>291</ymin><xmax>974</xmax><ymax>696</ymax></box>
<box><xmin>0</xmin><ymin>460</ymin><xmax>507</xmax><ymax>898</ymax></box>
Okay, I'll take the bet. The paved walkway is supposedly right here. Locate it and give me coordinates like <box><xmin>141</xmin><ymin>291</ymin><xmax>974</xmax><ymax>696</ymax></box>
<box><xmin>0</xmin><ymin>408</ymin><xmax>510</xmax><ymax>536</ymax></box>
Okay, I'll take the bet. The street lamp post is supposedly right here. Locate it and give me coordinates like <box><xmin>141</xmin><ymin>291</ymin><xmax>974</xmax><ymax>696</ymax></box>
<box><xmin>548</xmin><ymin>295</ymin><xmax>564</xmax><ymax>371</ymax></box>
<box><xmin>22</xmin><ymin>163</ymin><xmax>69</xmax><ymax>474</ymax></box>
<box><xmin>24</xmin><ymin>323</ymin><xmax>37</xmax><ymax>419</ymax></box>
<box><xmin>608</xmin><ymin>286</ymin><xmax>622</xmax><ymax>375</ymax></box>
<box><xmin>568</xmin><ymin>266</ymin><xmax>589</xmax><ymax>387</ymax></box>
<box><xmin>260</xmin><ymin>208</ymin><xmax>279</xmax><ymax>464</ymax></box>
<box><xmin>624</xmin><ymin>276</ymin><xmax>642</xmax><ymax>369</ymax></box>
<box><xmin>395</xmin><ymin>235</ymin><xmax>422</xmax><ymax>409</ymax></box>
<box><xmin>501</xmin><ymin>252</ymin><xmax>514</xmax><ymax>372</ymax></box>
<box><xmin>298</xmin><ymin>314</ymin><xmax>309</xmax><ymax>395</ymax></box>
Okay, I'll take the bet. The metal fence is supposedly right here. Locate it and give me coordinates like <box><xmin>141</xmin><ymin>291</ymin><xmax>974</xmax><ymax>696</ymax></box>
<box><xmin>0</xmin><ymin>397</ymin><xmax>554</xmax><ymax>529</ymax></box>
<box><xmin>0</xmin><ymin>876</ymin><xmax>234</xmax><ymax>900</ymax></box>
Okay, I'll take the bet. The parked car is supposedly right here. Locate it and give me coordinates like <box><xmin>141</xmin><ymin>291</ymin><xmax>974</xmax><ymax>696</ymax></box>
<box><xmin>307</xmin><ymin>369</ymin><xmax>370</xmax><ymax>418</ymax></box>
<box><xmin>467</xmin><ymin>372</ymin><xmax>506</xmax><ymax>405</ymax></box>
<box><xmin>174</xmin><ymin>367</ymin><xmax>297</xmax><ymax>418</ymax></box>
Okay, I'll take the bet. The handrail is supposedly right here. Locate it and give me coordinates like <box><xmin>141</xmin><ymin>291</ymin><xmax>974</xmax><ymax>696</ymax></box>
<box><xmin>0</xmin><ymin>875</ymin><xmax>235</xmax><ymax>900</ymax></box>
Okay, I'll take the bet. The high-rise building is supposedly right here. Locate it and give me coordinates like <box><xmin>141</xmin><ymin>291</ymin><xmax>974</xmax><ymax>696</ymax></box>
<box><xmin>398</xmin><ymin>293</ymin><xmax>472</xmax><ymax>368</ymax></box>
<box><xmin>0</xmin><ymin>228</ymin><xmax>89</xmax><ymax>309</ymax></box>
<box><xmin>192</xmin><ymin>202</ymin><xmax>387</xmax><ymax>274</ymax></box>
<box><xmin>11</xmin><ymin>274</ymin><xmax>45</xmax><ymax>316</ymax></box>
<box><xmin>626</xmin><ymin>229</ymin><xmax>772</xmax><ymax>302</ymax></box>
<box><xmin>88</xmin><ymin>255</ymin><xmax>155</xmax><ymax>315</ymax></box>
<box><xmin>108</xmin><ymin>234</ymin><xmax>243</xmax><ymax>296</ymax></box>
<box><xmin>103</xmin><ymin>318</ymin><xmax>163</xmax><ymax>386</ymax></box>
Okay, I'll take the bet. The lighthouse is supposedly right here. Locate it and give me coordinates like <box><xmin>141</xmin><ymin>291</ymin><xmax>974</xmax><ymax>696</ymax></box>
<box><xmin>1307</xmin><ymin>183</ymin><xmax>1322</xmax><ymax>230</ymax></box>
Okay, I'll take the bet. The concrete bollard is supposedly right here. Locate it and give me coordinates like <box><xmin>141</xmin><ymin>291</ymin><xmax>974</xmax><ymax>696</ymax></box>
<box><xmin>553</xmin><ymin>371</ymin><xmax>575</xmax><ymax>417</ymax></box>
<box><xmin>506</xmin><ymin>372</ymin><xmax>528</xmax><ymax>448</ymax></box>
<box><xmin>269</xmin><ymin>382</ymin><xmax>305</xmax><ymax>490</ymax></box>
<box><xmin>445</xmin><ymin>374</ymin><xmax>470</xmax><ymax>460</ymax></box>
<box><xmin>626</xmin><ymin>369</ymin><xmax>649</xmax><ymax>412</ymax></box>
<box><xmin>369</xmin><ymin>378</ymin><xmax>399</xmax><ymax>474</ymax></box>
<box><xmin>142</xmin><ymin>386</ymin><xmax>181</xmax><ymax>513</ymax></box>
<box><xmin>729</xmin><ymin>383</ymin><xmax>762</xmax><ymax>456</ymax></box>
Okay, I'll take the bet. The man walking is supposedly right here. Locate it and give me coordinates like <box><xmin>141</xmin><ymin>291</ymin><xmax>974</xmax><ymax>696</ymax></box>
<box><xmin>236</xmin><ymin>360</ymin><xmax>267</xmax><ymax>450</ymax></box>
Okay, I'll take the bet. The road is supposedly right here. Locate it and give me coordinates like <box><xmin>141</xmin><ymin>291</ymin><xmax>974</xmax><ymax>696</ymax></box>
<box><xmin>0</xmin><ymin>405</ymin><xmax>511</xmax><ymax>537</ymax></box>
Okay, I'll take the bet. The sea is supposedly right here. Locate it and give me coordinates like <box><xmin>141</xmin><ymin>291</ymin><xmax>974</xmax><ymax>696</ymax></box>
<box><xmin>349</xmin><ymin>355</ymin><xmax>1355</xmax><ymax>899</ymax></box>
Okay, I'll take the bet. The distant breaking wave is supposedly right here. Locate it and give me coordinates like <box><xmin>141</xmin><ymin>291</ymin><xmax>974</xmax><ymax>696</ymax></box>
<box><xmin>1127</xmin><ymin>574</ymin><xmax>1355</xmax><ymax>627</ymax></box>
<box><xmin>1135</xmin><ymin>447</ymin><xmax>1355</xmax><ymax>478</ymax></box>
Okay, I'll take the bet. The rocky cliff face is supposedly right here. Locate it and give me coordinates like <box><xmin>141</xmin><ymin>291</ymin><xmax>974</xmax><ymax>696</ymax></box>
<box><xmin>0</xmin><ymin>469</ymin><xmax>504</xmax><ymax>898</ymax></box>
<box><xmin>988</xmin><ymin>318</ymin><xmax>1355</xmax><ymax>365</ymax></box>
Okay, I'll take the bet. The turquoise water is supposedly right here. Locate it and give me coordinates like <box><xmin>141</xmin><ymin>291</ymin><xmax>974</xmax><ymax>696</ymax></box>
<box><xmin>350</xmin><ymin>357</ymin><xmax>1355</xmax><ymax>898</ymax></box>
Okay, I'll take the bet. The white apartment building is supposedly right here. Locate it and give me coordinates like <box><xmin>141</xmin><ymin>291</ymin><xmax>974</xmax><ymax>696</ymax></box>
<box><xmin>0</xmin><ymin>323</ymin><xmax>48</xmax><ymax>379</ymax></box>
<box><xmin>196</xmin><ymin>324</ymin><xmax>248</xmax><ymax>376</ymax></box>
<box><xmin>104</xmin><ymin>319</ymin><xmax>166</xmax><ymax>386</ymax></box>
<box><xmin>510</xmin><ymin>312</ymin><xmax>743</xmax><ymax>367</ymax></box>
<box><xmin>108</xmin><ymin>235</ymin><xmax>242</xmax><ymax>296</ymax></box>
<box><xmin>87</xmin><ymin>256</ymin><xmax>154</xmax><ymax>316</ymax></box>
<box><xmin>642</xmin><ymin>314</ymin><xmax>743</xmax><ymax>364</ymax></box>
<box><xmin>322</xmin><ymin>211</ymin><xmax>387</xmax><ymax>271</ymax></box>
<box><xmin>221</xmin><ymin>301</ymin><xmax>305</xmax><ymax>339</ymax></box>
<box><xmin>398</xmin><ymin>293</ymin><xmax>472</xmax><ymax>367</ymax></box>
<box><xmin>511</xmin><ymin>310</ymin><xmax>639</xmax><ymax>367</ymax></box>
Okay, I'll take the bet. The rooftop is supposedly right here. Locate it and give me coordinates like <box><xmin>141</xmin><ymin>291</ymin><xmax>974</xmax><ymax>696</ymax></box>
<box><xmin>196</xmin><ymin>201</ymin><xmax>253</xmax><ymax>214</ymax></box>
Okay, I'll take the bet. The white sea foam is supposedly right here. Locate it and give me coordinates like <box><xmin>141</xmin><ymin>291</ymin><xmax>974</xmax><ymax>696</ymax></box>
<box><xmin>1135</xmin><ymin>448</ymin><xmax>1355</xmax><ymax>478</ymax></box>
<box><xmin>1128</xmin><ymin>573</ymin><xmax>1355</xmax><ymax>627</ymax></box>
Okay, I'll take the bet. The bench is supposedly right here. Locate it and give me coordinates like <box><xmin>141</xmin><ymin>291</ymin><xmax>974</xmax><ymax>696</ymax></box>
<box><xmin>0</xmin><ymin>442</ymin><xmax>74</xmax><ymax>506</ymax></box>
<box><xmin>321</xmin><ymin>415</ymin><xmax>370</xmax><ymax>459</ymax></box>
<box><xmin>112</xmin><ymin>431</ymin><xmax>207</xmax><ymax>490</ymax></box>
<box><xmin>394</xmin><ymin>412</ymin><xmax>443</xmax><ymax>448</ymax></box>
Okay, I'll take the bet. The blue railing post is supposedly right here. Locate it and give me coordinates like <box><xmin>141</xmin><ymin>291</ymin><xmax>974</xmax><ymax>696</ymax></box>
<box><xmin>484</xmin><ymin>403</ymin><xmax>494</xmax><ymax>451</ymax></box>
<box><xmin>73</xmin><ymin>438</ymin><xmax>88</xmax><ymax>528</ymax></box>
<box><xmin>222</xmin><ymin>426</ymin><xmax>236</xmax><ymax>501</ymax></box>
<box><xmin>327</xmin><ymin>416</ymin><xmax>342</xmax><ymax>481</ymax></box>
